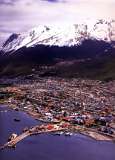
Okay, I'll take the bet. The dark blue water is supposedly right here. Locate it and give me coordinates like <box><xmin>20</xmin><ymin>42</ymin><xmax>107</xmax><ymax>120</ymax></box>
<box><xmin>0</xmin><ymin>105</ymin><xmax>115</xmax><ymax>160</ymax></box>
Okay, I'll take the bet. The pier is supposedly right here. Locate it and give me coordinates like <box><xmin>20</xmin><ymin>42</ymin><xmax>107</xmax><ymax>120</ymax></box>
<box><xmin>0</xmin><ymin>124</ymin><xmax>66</xmax><ymax>150</ymax></box>
<box><xmin>0</xmin><ymin>123</ymin><xmax>115</xmax><ymax>150</ymax></box>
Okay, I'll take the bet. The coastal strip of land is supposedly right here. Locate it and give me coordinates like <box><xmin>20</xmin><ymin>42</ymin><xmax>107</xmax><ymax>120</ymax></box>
<box><xmin>0</xmin><ymin>121</ymin><xmax>115</xmax><ymax>150</ymax></box>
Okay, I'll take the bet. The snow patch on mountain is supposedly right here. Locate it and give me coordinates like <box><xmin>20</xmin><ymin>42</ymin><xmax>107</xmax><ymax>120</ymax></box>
<box><xmin>1</xmin><ymin>19</ymin><xmax>115</xmax><ymax>53</ymax></box>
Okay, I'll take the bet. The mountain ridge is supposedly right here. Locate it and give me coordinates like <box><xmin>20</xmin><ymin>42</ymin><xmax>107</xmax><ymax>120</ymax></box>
<box><xmin>0</xmin><ymin>19</ymin><xmax>115</xmax><ymax>80</ymax></box>
<box><xmin>1</xmin><ymin>19</ymin><xmax>115</xmax><ymax>54</ymax></box>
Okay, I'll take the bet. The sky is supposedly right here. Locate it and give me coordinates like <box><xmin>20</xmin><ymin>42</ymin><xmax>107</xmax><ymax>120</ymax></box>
<box><xmin>0</xmin><ymin>0</ymin><xmax>115</xmax><ymax>46</ymax></box>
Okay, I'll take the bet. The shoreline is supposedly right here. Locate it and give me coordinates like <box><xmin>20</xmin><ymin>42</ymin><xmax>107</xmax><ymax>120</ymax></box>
<box><xmin>0</xmin><ymin>105</ymin><xmax>115</xmax><ymax>143</ymax></box>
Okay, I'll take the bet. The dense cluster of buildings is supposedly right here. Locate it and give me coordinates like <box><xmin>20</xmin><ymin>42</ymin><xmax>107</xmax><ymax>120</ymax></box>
<box><xmin>0</xmin><ymin>77</ymin><xmax>115</xmax><ymax>136</ymax></box>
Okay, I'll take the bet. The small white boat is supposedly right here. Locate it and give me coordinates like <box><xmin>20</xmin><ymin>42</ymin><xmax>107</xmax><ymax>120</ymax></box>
<box><xmin>65</xmin><ymin>132</ymin><xmax>73</xmax><ymax>136</ymax></box>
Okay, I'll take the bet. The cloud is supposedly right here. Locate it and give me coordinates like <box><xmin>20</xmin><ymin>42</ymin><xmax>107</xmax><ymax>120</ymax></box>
<box><xmin>0</xmin><ymin>0</ymin><xmax>115</xmax><ymax>46</ymax></box>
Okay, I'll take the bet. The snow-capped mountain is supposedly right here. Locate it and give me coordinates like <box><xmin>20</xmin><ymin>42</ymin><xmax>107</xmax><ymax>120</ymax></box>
<box><xmin>1</xmin><ymin>19</ymin><xmax>115</xmax><ymax>53</ymax></box>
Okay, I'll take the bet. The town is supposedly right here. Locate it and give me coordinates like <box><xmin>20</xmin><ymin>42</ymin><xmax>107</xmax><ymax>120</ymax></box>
<box><xmin>0</xmin><ymin>76</ymin><xmax>115</xmax><ymax>148</ymax></box>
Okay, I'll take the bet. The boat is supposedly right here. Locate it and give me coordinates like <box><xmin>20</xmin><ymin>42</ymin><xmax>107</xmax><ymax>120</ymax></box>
<box><xmin>22</xmin><ymin>127</ymin><xmax>29</xmax><ymax>132</ymax></box>
<box><xmin>52</xmin><ymin>131</ymin><xmax>64</xmax><ymax>136</ymax></box>
<box><xmin>65</xmin><ymin>132</ymin><xmax>73</xmax><ymax>136</ymax></box>
<box><xmin>8</xmin><ymin>133</ymin><xmax>17</xmax><ymax>141</ymax></box>
<box><xmin>14</xmin><ymin>118</ymin><xmax>21</xmax><ymax>122</ymax></box>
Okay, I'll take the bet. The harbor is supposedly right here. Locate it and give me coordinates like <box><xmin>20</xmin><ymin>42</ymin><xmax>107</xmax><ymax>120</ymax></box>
<box><xmin>0</xmin><ymin>105</ymin><xmax>115</xmax><ymax>160</ymax></box>
<box><xmin>0</xmin><ymin>106</ymin><xmax>115</xmax><ymax>150</ymax></box>
<box><xmin>0</xmin><ymin>77</ymin><xmax>115</xmax><ymax>141</ymax></box>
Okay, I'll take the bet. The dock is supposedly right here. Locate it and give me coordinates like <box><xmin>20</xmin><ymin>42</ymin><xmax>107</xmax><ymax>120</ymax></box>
<box><xmin>0</xmin><ymin>124</ymin><xmax>66</xmax><ymax>150</ymax></box>
<box><xmin>0</xmin><ymin>123</ymin><xmax>115</xmax><ymax>150</ymax></box>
